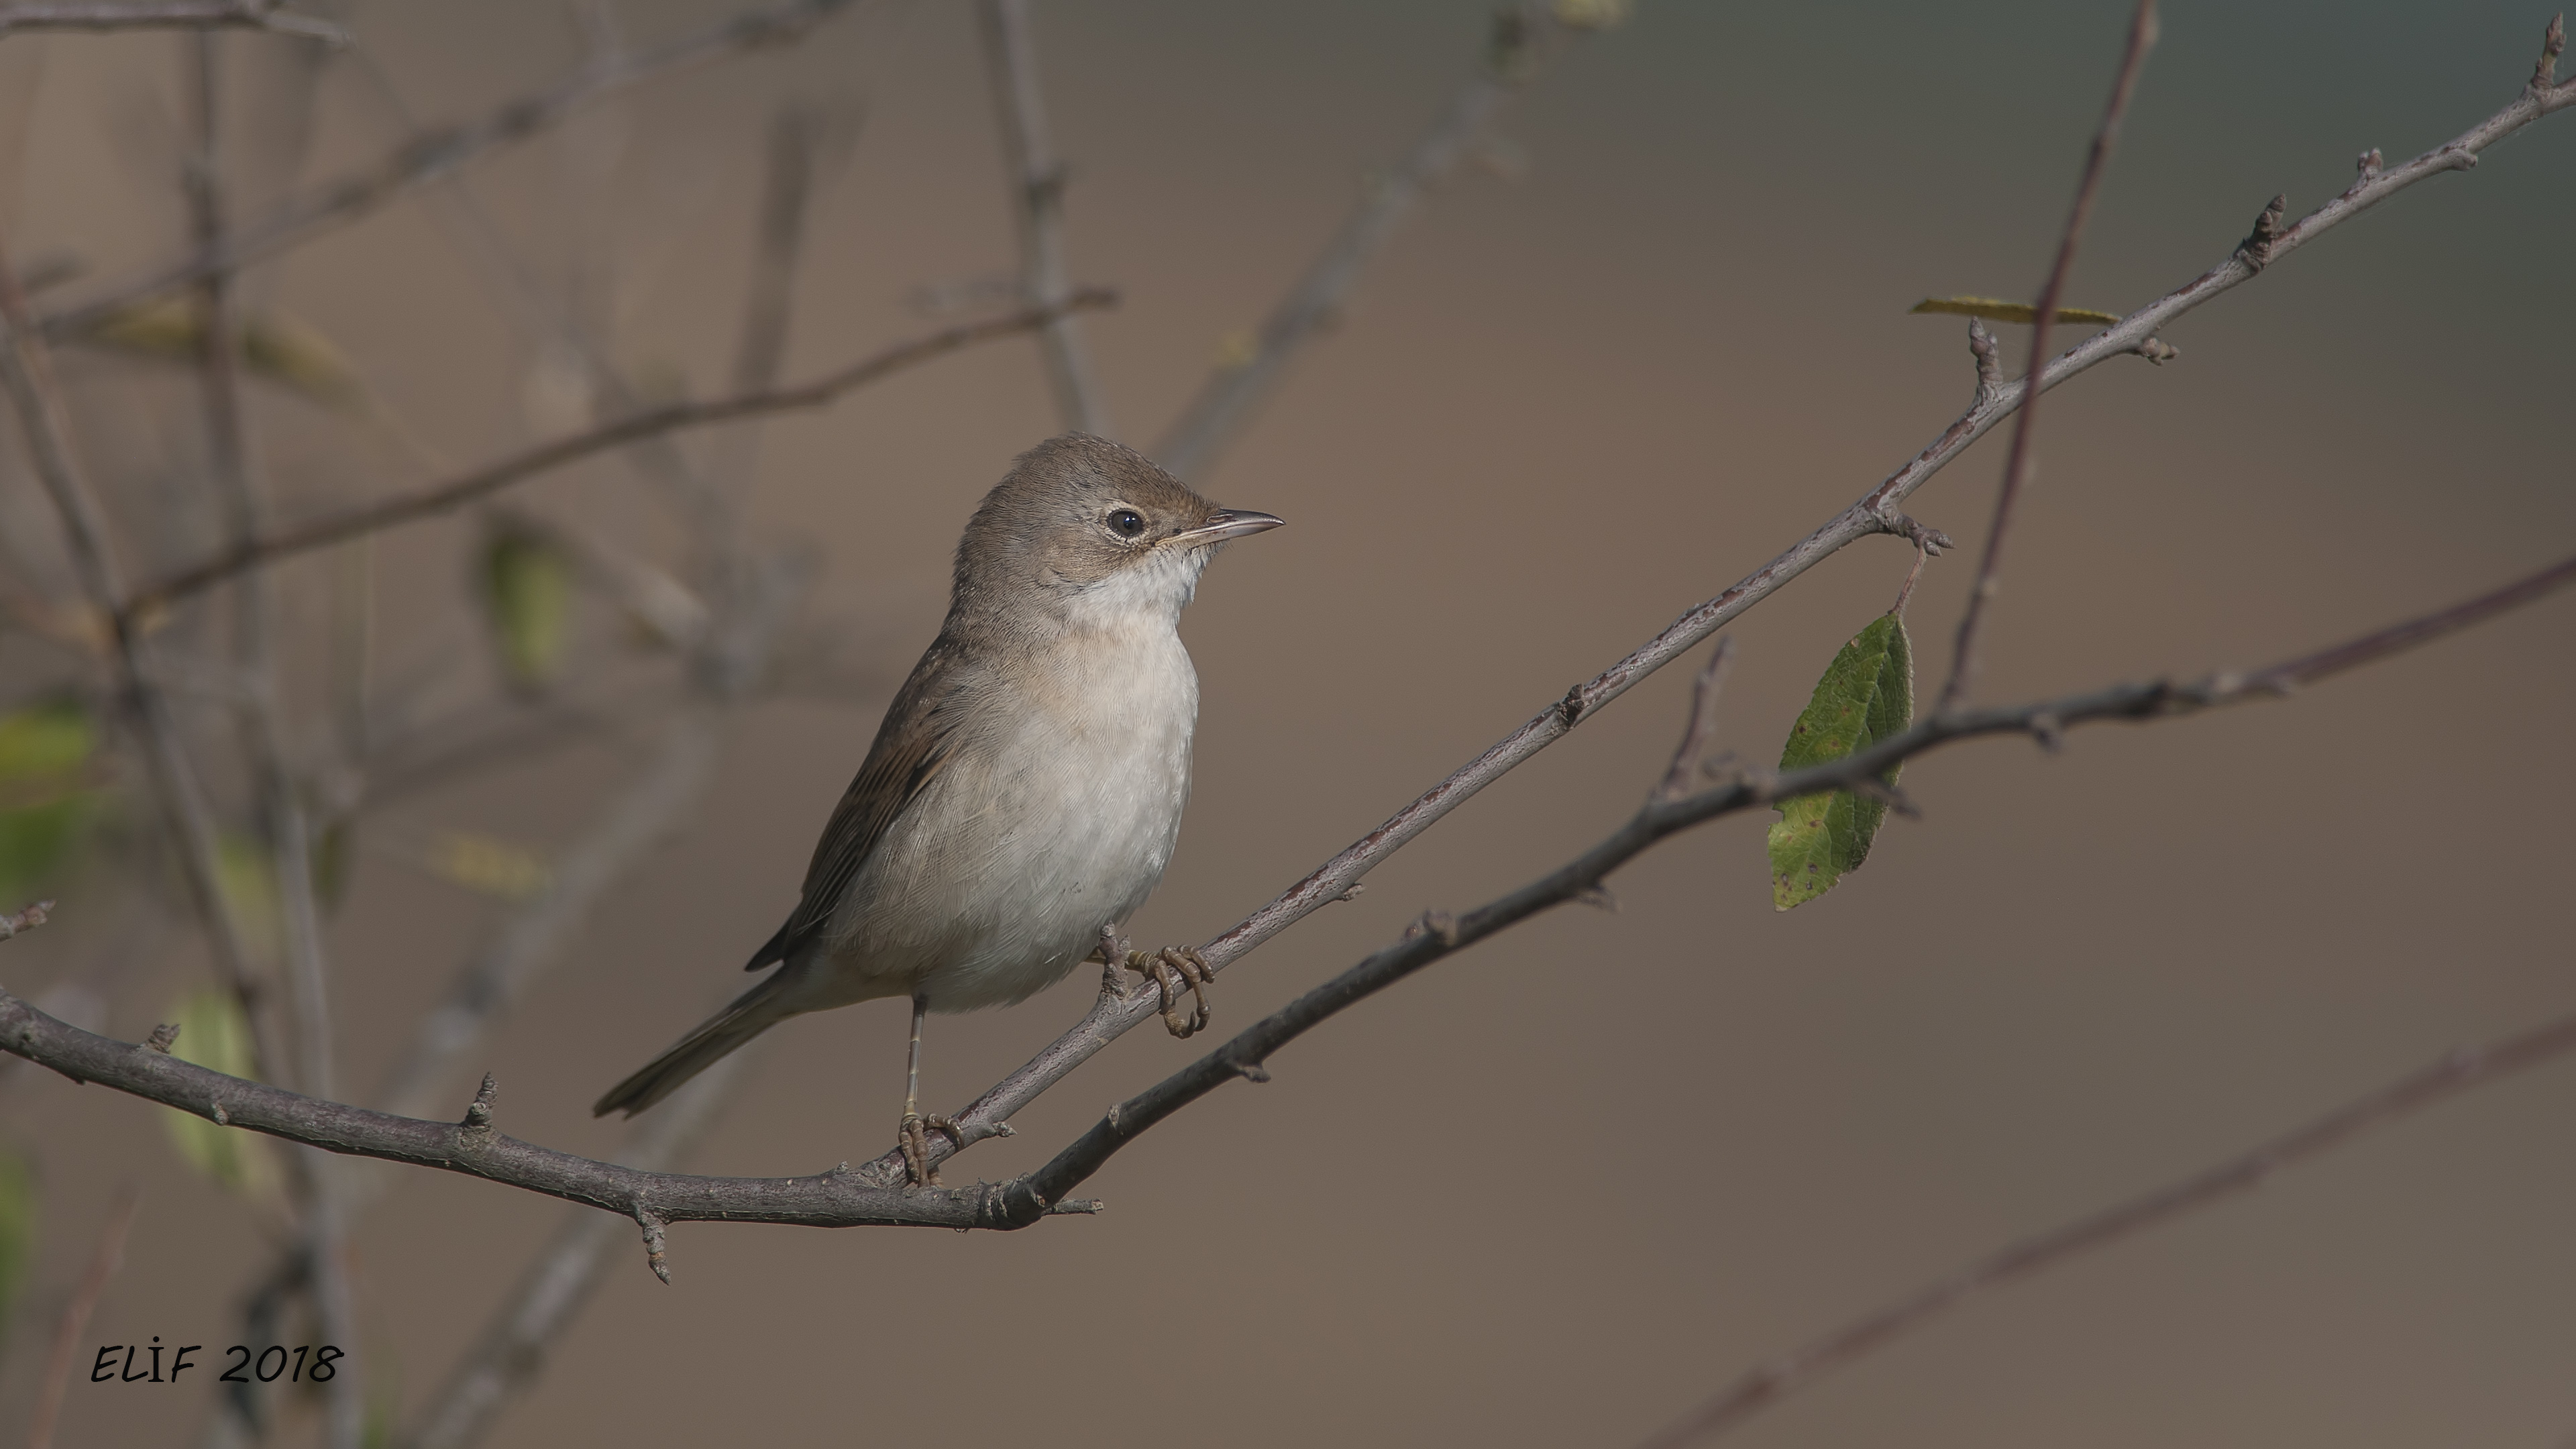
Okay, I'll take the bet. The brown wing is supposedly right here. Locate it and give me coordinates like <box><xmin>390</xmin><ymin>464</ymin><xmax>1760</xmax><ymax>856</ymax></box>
<box><xmin>743</xmin><ymin>636</ymin><xmax>969</xmax><ymax>971</ymax></box>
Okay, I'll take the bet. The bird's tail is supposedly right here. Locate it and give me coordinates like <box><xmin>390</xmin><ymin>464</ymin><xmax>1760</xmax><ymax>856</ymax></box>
<box><xmin>593</xmin><ymin>970</ymin><xmax>801</xmax><ymax>1118</ymax></box>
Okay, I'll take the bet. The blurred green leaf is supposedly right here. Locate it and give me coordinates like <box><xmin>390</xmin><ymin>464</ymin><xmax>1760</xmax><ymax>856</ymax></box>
<box><xmin>1910</xmin><ymin>296</ymin><xmax>2122</xmax><ymax>326</ymax></box>
<box><xmin>478</xmin><ymin>523</ymin><xmax>574</xmax><ymax>694</ymax></box>
<box><xmin>80</xmin><ymin>297</ymin><xmax>369</xmax><ymax>411</ymax></box>
<box><xmin>215</xmin><ymin>835</ymin><xmax>282</xmax><ymax>965</ymax></box>
<box><xmin>159</xmin><ymin>989</ymin><xmax>280</xmax><ymax>1203</ymax></box>
<box><xmin>1768</xmin><ymin>612</ymin><xmax>1913</xmax><ymax>910</ymax></box>
<box><xmin>0</xmin><ymin>702</ymin><xmax>100</xmax><ymax>904</ymax></box>
<box><xmin>0</xmin><ymin>1145</ymin><xmax>32</xmax><ymax>1330</ymax></box>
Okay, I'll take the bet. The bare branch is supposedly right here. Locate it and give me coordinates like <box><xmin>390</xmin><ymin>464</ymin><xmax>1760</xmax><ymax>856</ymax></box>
<box><xmin>874</xmin><ymin>62</ymin><xmax>2576</xmax><ymax>1190</ymax></box>
<box><xmin>25</xmin><ymin>1187</ymin><xmax>140</xmax><ymax>1449</ymax></box>
<box><xmin>0</xmin><ymin>0</ymin><xmax>341</xmax><ymax>41</ymax></box>
<box><xmin>10</xmin><ymin>551</ymin><xmax>2564</xmax><ymax>1239</ymax></box>
<box><xmin>1152</xmin><ymin>2</ymin><xmax>1600</xmax><ymax>478</ymax></box>
<box><xmin>0</xmin><ymin>898</ymin><xmax>51</xmax><ymax>941</ymax></box>
<box><xmin>1012</xmin><ymin>549</ymin><xmax>2576</xmax><ymax>1210</ymax></box>
<box><xmin>1654</xmin><ymin>637</ymin><xmax>1734</xmax><ymax>802</ymax></box>
<box><xmin>978</xmin><ymin>0</ymin><xmax>1112</xmax><ymax>436</ymax></box>
<box><xmin>124</xmin><ymin>290</ymin><xmax>1116</xmax><ymax>612</ymax></box>
<box><xmin>0</xmin><ymin>989</ymin><xmax>1096</xmax><ymax>1233</ymax></box>
<box><xmin>35</xmin><ymin>0</ymin><xmax>865</xmax><ymax>341</ymax></box>
<box><xmin>1633</xmin><ymin>1009</ymin><xmax>2576</xmax><ymax>1448</ymax></box>
<box><xmin>1937</xmin><ymin>0</ymin><xmax>2157</xmax><ymax>714</ymax></box>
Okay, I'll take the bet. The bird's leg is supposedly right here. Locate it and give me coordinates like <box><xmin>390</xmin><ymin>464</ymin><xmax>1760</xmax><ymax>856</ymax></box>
<box><xmin>1123</xmin><ymin>945</ymin><xmax>1214</xmax><ymax>1038</ymax></box>
<box><xmin>897</xmin><ymin>991</ymin><xmax>961</xmax><ymax>1187</ymax></box>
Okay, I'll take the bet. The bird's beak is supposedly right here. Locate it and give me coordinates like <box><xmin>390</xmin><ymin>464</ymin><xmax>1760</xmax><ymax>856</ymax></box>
<box><xmin>1173</xmin><ymin>508</ymin><xmax>1285</xmax><ymax>546</ymax></box>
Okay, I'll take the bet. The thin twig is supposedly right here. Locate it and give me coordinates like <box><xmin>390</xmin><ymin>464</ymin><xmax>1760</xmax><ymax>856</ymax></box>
<box><xmin>1633</xmin><ymin>1009</ymin><xmax>2576</xmax><ymax>1448</ymax></box>
<box><xmin>183</xmin><ymin>34</ymin><xmax>364</xmax><ymax>1442</ymax></box>
<box><xmin>0</xmin><ymin>215</ymin><xmax>283</xmax><ymax>1082</ymax></box>
<box><xmin>1152</xmin><ymin>2</ymin><xmax>1597</xmax><ymax>478</ymax></box>
<box><xmin>873</xmin><ymin>33</ymin><xmax>2576</xmax><ymax>1192</ymax></box>
<box><xmin>25</xmin><ymin>1187</ymin><xmax>140</xmax><ymax>1449</ymax></box>
<box><xmin>0</xmin><ymin>899</ymin><xmax>51</xmax><ymax>941</ymax></box>
<box><xmin>125</xmin><ymin>291</ymin><xmax>1116</xmax><ymax>612</ymax></box>
<box><xmin>0</xmin><ymin>0</ymin><xmax>341</xmax><ymax>40</ymax></box>
<box><xmin>35</xmin><ymin>0</ymin><xmax>864</xmax><ymax>341</ymax></box>
<box><xmin>9</xmin><ymin>550</ymin><xmax>2567</xmax><ymax>1230</ymax></box>
<box><xmin>977</xmin><ymin>0</ymin><xmax>1112</xmax><ymax>436</ymax></box>
<box><xmin>1937</xmin><ymin>0</ymin><xmax>2158</xmax><ymax>714</ymax></box>
<box><xmin>1654</xmin><ymin>637</ymin><xmax>1734</xmax><ymax>802</ymax></box>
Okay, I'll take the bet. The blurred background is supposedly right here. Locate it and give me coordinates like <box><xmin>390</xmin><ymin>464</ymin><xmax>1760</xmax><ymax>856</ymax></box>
<box><xmin>0</xmin><ymin>1</ymin><xmax>2571</xmax><ymax>1445</ymax></box>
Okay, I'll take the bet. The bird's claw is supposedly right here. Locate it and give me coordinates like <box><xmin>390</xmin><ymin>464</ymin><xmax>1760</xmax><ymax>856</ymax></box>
<box><xmin>899</xmin><ymin>1111</ymin><xmax>963</xmax><ymax>1187</ymax></box>
<box><xmin>1124</xmin><ymin>945</ymin><xmax>1213</xmax><ymax>1038</ymax></box>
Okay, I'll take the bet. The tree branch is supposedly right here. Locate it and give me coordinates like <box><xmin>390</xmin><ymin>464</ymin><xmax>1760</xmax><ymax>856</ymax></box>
<box><xmin>1150</xmin><ymin>1</ymin><xmax>1606</xmax><ymax>478</ymax></box>
<box><xmin>0</xmin><ymin>0</ymin><xmax>341</xmax><ymax>41</ymax></box>
<box><xmin>978</xmin><ymin>0</ymin><xmax>1112</xmax><ymax>437</ymax></box>
<box><xmin>870</xmin><ymin>51</ymin><xmax>2576</xmax><ymax>1189</ymax></box>
<box><xmin>1633</xmin><ymin>1006</ymin><xmax>2576</xmax><ymax>1448</ymax></box>
<box><xmin>123</xmin><ymin>290</ymin><xmax>1116</xmax><ymax>614</ymax></box>
<box><xmin>0</xmin><ymin>990</ymin><xmax>1097</xmax><ymax>1233</ymax></box>
<box><xmin>25</xmin><ymin>1186</ymin><xmax>140</xmax><ymax>1449</ymax></box>
<box><xmin>1937</xmin><ymin>0</ymin><xmax>2157</xmax><ymax>714</ymax></box>
<box><xmin>7</xmin><ymin>550</ymin><xmax>2564</xmax><ymax>1248</ymax></box>
<box><xmin>34</xmin><ymin>0</ymin><xmax>864</xmax><ymax>341</ymax></box>
<box><xmin>1012</xmin><ymin>548</ymin><xmax>2576</xmax><ymax>1209</ymax></box>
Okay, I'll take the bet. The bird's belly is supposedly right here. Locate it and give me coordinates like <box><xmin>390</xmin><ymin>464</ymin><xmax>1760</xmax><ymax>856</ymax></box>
<box><xmin>826</xmin><ymin>632</ymin><xmax>1197</xmax><ymax>1012</ymax></box>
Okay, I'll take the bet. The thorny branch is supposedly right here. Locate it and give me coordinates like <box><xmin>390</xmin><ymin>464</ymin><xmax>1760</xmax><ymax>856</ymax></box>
<box><xmin>36</xmin><ymin>0</ymin><xmax>867</xmax><ymax>341</ymax></box>
<box><xmin>1151</xmin><ymin>1</ymin><xmax>1609</xmax><ymax>478</ymax></box>
<box><xmin>125</xmin><ymin>290</ymin><xmax>1116</xmax><ymax>612</ymax></box>
<box><xmin>1937</xmin><ymin>0</ymin><xmax>2157</xmax><ymax>714</ymax></box>
<box><xmin>1633</xmin><ymin>1006</ymin><xmax>2576</xmax><ymax>1448</ymax></box>
<box><xmin>869</xmin><ymin>42</ymin><xmax>2576</xmax><ymax>1191</ymax></box>
<box><xmin>7</xmin><ymin>549</ymin><xmax>2568</xmax><ymax>1260</ymax></box>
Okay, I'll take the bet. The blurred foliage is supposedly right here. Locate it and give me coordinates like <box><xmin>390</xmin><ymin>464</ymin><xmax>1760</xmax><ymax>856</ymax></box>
<box><xmin>1768</xmin><ymin>611</ymin><xmax>1913</xmax><ymax>910</ymax></box>
<box><xmin>0</xmin><ymin>700</ymin><xmax>102</xmax><ymax>906</ymax></box>
<box><xmin>78</xmin><ymin>298</ymin><xmax>368</xmax><ymax>412</ymax></box>
<box><xmin>159</xmin><ymin>989</ymin><xmax>281</xmax><ymax>1205</ymax></box>
<box><xmin>426</xmin><ymin>830</ymin><xmax>551</xmax><ymax>902</ymax></box>
<box><xmin>478</xmin><ymin>522</ymin><xmax>575</xmax><ymax>695</ymax></box>
<box><xmin>215</xmin><ymin>833</ymin><xmax>283</xmax><ymax>965</ymax></box>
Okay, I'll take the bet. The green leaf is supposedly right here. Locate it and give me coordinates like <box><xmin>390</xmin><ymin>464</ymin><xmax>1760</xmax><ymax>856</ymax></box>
<box><xmin>159</xmin><ymin>989</ymin><xmax>280</xmax><ymax>1203</ymax></box>
<box><xmin>0</xmin><ymin>702</ymin><xmax>99</xmax><ymax>904</ymax></box>
<box><xmin>478</xmin><ymin>523</ymin><xmax>574</xmax><ymax>694</ymax></box>
<box><xmin>0</xmin><ymin>1145</ymin><xmax>33</xmax><ymax>1330</ymax></box>
<box><xmin>1768</xmin><ymin>612</ymin><xmax>1913</xmax><ymax>910</ymax></box>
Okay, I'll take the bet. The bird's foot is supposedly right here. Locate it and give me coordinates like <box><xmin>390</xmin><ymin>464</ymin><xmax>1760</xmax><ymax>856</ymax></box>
<box><xmin>899</xmin><ymin>1112</ymin><xmax>963</xmax><ymax>1188</ymax></box>
<box><xmin>1124</xmin><ymin>945</ymin><xmax>1213</xmax><ymax>1038</ymax></box>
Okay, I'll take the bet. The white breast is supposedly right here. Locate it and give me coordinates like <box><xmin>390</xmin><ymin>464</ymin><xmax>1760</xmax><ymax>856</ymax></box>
<box><xmin>822</xmin><ymin>591</ymin><xmax>1201</xmax><ymax>1012</ymax></box>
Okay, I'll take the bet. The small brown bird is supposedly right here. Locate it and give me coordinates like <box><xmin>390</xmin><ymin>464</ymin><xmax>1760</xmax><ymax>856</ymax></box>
<box><xmin>593</xmin><ymin>435</ymin><xmax>1281</xmax><ymax>1183</ymax></box>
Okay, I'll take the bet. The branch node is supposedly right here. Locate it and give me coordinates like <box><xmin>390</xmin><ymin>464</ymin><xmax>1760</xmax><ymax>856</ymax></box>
<box><xmin>144</xmin><ymin>1022</ymin><xmax>180</xmax><ymax>1055</ymax></box>
<box><xmin>462</xmin><ymin>1071</ymin><xmax>498</xmax><ymax>1130</ymax></box>
<box><xmin>1575</xmin><ymin>883</ymin><xmax>1619</xmax><ymax>913</ymax></box>
<box><xmin>1230</xmin><ymin>1057</ymin><xmax>1272</xmax><ymax>1083</ymax></box>
<box><xmin>0</xmin><ymin>899</ymin><xmax>52</xmax><ymax>941</ymax></box>
<box><xmin>634</xmin><ymin>1208</ymin><xmax>670</xmax><ymax>1285</ymax></box>
<box><xmin>2028</xmin><ymin>711</ymin><xmax>2067</xmax><ymax>753</ymax></box>
<box><xmin>2235</xmin><ymin>193</ymin><xmax>2287</xmax><ymax>271</ymax></box>
<box><xmin>1966</xmin><ymin>317</ymin><xmax>2003</xmax><ymax>407</ymax></box>
<box><xmin>1558</xmin><ymin>683</ymin><xmax>1590</xmax><ymax>727</ymax></box>
<box><xmin>2352</xmin><ymin>147</ymin><xmax>2384</xmax><ymax>189</ymax></box>
<box><xmin>1334</xmin><ymin>881</ymin><xmax>1366</xmax><ymax>904</ymax></box>
<box><xmin>1403</xmin><ymin>910</ymin><xmax>1460</xmax><ymax>947</ymax></box>
<box><xmin>2130</xmin><ymin>336</ymin><xmax>2180</xmax><ymax>366</ymax></box>
<box><xmin>2534</xmin><ymin>13</ymin><xmax>2565</xmax><ymax>91</ymax></box>
<box><xmin>210</xmin><ymin>1101</ymin><xmax>229</xmax><ymax>1126</ymax></box>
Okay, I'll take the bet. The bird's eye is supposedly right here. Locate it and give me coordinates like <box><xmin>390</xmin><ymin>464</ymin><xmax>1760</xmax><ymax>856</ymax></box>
<box><xmin>1108</xmin><ymin>508</ymin><xmax>1146</xmax><ymax>539</ymax></box>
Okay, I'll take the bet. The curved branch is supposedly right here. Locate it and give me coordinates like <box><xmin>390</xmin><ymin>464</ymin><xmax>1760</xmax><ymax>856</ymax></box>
<box><xmin>0</xmin><ymin>0</ymin><xmax>341</xmax><ymax>40</ymax></box>
<box><xmin>0</xmin><ymin>991</ymin><xmax>1098</xmax><ymax>1236</ymax></box>
<box><xmin>872</xmin><ymin>54</ymin><xmax>2576</xmax><ymax>1189</ymax></box>
<box><xmin>125</xmin><ymin>291</ymin><xmax>1117</xmax><ymax>614</ymax></box>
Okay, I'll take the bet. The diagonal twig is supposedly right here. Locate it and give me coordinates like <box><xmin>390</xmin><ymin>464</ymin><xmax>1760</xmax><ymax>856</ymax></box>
<box><xmin>0</xmin><ymin>0</ymin><xmax>341</xmax><ymax>40</ymax></box>
<box><xmin>1937</xmin><ymin>0</ymin><xmax>2159</xmax><ymax>714</ymax></box>
<box><xmin>25</xmin><ymin>1187</ymin><xmax>141</xmax><ymax>1449</ymax></box>
<box><xmin>1632</xmin><ymin>1007</ymin><xmax>2576</xmax><ymax>1447</ymax></box>
<box><xmin>35</xmin><ymin>0</ymin><xmax>866</xmax><ymax>341</ymax></box>
<box><xmin>124</xmin><ymin>290</ymin><xmax>1116</xmax><ymax>614</ymax></box>
<box><xmin>1152</xmin><ymin>1</ymin><xmax>1605</xmax><ymax>478</ymax></box>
